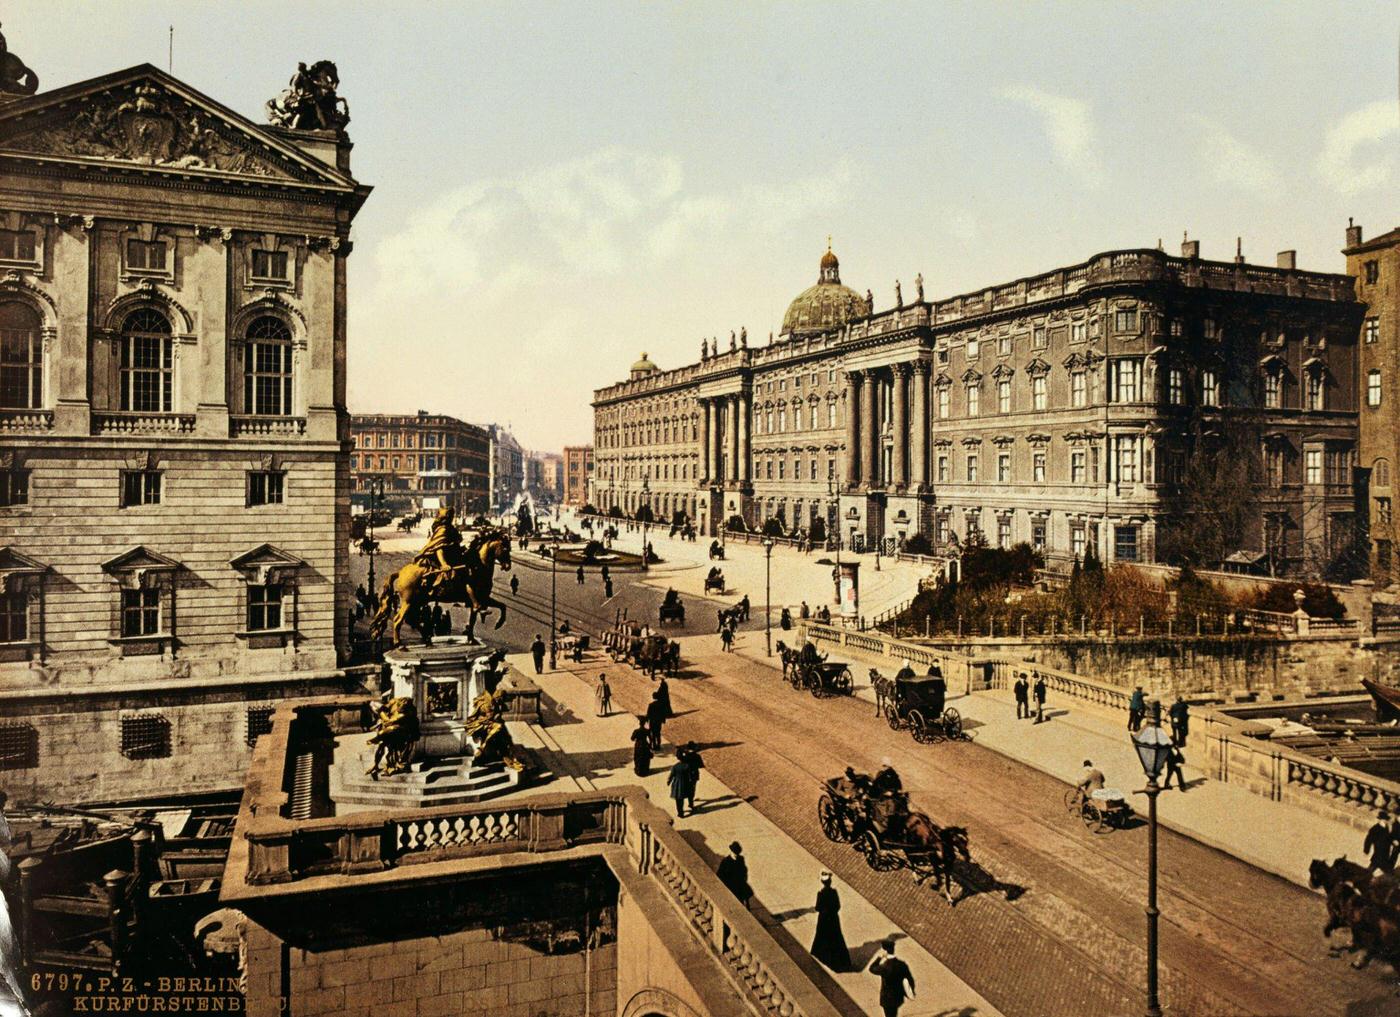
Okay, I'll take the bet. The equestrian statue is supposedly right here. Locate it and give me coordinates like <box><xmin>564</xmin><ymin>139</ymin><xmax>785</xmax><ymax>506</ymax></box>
<box><xmin>368</xmin><ymin>507</ymin><xmax>513</xmax><ymax>647</ymax></box>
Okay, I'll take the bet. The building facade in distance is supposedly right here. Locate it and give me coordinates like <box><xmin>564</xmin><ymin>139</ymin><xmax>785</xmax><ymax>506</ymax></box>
<box><xmin>564</xmin><ymin>444</ymin><xmax>594</xmax><ymax>506</ymax></box>
<box><xmin>488</xmin><ymin>423</ymin><xmax>525</xmax><ymax>512</ymax></box>
<box><xmin>526</xmin><ymin>450</ymin><xmax>564</xmax><ymax>506</ymax></box>
<box><xmin>349</xmin><ymin>411</ymin><xmax>490</xmax><ymax>515</ymax></box>
<box><xmin>593</xmin><ymin>242</ymin><xmax>1363</xmax><ymax>574</ymax></box>
<box><xmin>0</xmin><ymin>62</ymin><xmax>371</xmax><ymax>801</ymax></box>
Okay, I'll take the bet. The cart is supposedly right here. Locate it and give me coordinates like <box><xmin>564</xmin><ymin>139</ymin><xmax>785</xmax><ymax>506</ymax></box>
<box><xmin>658</xmin><ymin>600</ymin><xmax>685</xmax><ymax>626</ymax></box>
<box><xmin>882</xmin><ymin>673</ymin><xmax>963</xmax><ymax>743</ymax></box>
<box><xmin>1063</xmin><ymin>786</ymin><xmax>1133</xmax><ymax>833</ymax></box>
<box><xmin>798</xmin><ymin>659</ymin><xmax>854</xmax><ymax>698</ymax></box>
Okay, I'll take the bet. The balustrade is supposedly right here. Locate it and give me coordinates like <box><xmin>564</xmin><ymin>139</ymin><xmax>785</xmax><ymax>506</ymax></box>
<box><xmin>230</xmin><ymin>414</ymin><xmax>307</xmax><ymax>437</ymax></box>
<box><xmin>0</xmin><ymin>409</ymin><xmax>53</xmax><ymax>433</ymax></box>
<box><xmin>92</xmin><ymin>411</ymin><xmax>195</xmax><ymax>435</ymax></box>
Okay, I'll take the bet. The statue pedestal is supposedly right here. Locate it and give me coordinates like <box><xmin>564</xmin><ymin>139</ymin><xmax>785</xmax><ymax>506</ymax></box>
<box><xmin>329</xmin><ymin>638</ymin><xmax>524</xmax><ymax>810</ymax></box>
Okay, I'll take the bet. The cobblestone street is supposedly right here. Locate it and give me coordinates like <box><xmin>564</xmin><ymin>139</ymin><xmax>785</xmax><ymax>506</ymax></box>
<box><xmin>549</xmin><ymin>637</ymin><xmax>1397</xmax><ymax>1017</ymax></box>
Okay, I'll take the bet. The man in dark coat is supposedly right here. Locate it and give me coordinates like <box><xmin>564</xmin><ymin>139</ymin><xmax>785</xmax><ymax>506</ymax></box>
<box><xmin>717</xmin><ymin>842</ymin><xmax>752</xmax><ymax>908</ymax></box>
<box><xmin>1033</xmin><ymin>674</ymin><xmax>1047</xmax><ymax>723</ymax></box>
<box><xmin>927</xmin><ymin>665</ymin><xmax>947</xmax><ymax>719</ymax></box>
<box><xmin>646</xmin><ymin>693</ymin><xmax>667</xmax><ymax>750</ymax></box>
<box><xmin>530</xmin><ymin>634</ymin><xmax>546</xmax><ymax>674</ymax></box>
<box><xmin>1169</xmin><ymin>695</ymin><xmax>1190</xmax><ymax>745</ymax></box>
<box><xmin>810</xmin><ymin>872</ymin><xmax>850</xmax><ymax>971</ymax></box>
<box><xmin>680</xmin><ymin>742</ymin><xmax>703</xmax><ymax>813</ymax></box>
<box><xmin>631</xmin><ymin>719</ymin><xmax>652</xmax><ymax>777</ymax></box>
<box><xmin>868</xmin><ymin>938</ymin><xmax>915</xmax><ymax>1017</ymax></box>
<box><xmin>667</xmin><ymin>753</ymin><xmax>696</xmax><ymax>817</ymax></box>
<box><xmin>1365</xmin><ymin>810</ymin><xmax>1395</xmax><ymax>873</ymax></box>
<box><xmin>1014</xmin><ymin>672</ymin><xmax>1030</xmax><ymax>719</ymax></box>
<box><xmin>1128</xmin><ymin>686</ymin><xmax>1145</xmax><ymax>732</ymax></box>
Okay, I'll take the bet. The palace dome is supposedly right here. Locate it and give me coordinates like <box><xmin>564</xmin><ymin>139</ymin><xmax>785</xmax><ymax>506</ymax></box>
<box><xmin>781</xmin><ymin>243</ymin><xmax>869</xmax><ymax>338</ymax></box>
<box><xmin>630</xmin><ymin>352</ymin><xmax>659</xmax><ymax>379</ymax></box>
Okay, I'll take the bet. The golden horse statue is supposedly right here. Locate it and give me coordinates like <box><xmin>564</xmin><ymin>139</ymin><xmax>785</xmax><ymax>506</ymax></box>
<box><xmin>369</xmin><ymin>528</ymin><xmax>513</xmax><ymax>647</ymax></box>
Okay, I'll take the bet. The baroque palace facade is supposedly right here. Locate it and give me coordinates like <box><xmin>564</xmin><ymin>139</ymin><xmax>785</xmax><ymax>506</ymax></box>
<box><xmin>0</xmin><ymin>62</ymin><xmax>370</xmax><ymax>801</ymax></box>
<box><xmin>593</xmin><ymin>241</ymin><xmax>1364</xmax><ymax>571</ymax></box>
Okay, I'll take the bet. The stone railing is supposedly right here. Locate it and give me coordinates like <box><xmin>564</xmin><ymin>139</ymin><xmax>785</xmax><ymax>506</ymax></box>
<box><xmin>230</xmin><ymin>414</ymin><xmax>307</xmax><ymax>438</ymax></box>
<box><xmin>0</xmin><ymin>409</ymin><xmax>53</xmax><ymax>433</ymax></box>
<box><xmin>92</xmin><ymin>411</ymin><xmax>195</xmax><ymax>435</ymax></box>
<box><xmin>231</xmin><ymin>700</ymin><xmax>841</xmax><ymax>1017</ymax></box>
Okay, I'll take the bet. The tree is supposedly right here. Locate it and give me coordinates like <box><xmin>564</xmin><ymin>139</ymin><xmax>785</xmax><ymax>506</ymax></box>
<box><xmin>761</xmin><ymin>517</ymin><xmax>786</xmax><ymax>538</ymax></box>
<box><xmin>607</xmin><ymin>504</ymin><xmax>625</xmax><ymax>519</ymax></box>
<box><xmin>808</xmin><ymin>516</ymin><xmax>827</xmax><ymax>544</ymax></box>
<box><xmin>635</xmin><ymin>504</ymin><xmax>655</xmax><ymax>523</ymax></box>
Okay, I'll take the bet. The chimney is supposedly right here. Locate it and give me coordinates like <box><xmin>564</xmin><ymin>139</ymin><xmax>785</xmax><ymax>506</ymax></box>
<box><xmin>1276</xmin><ymin>250</ymin><xmax>1296</xmax><ymax>270</ymax></box>
<box><xmin>1235</xmin><ymin>237</ymin><xmax>1244</xmax><ymax>264</ymax></box>
<box><xmin>1346</xmin><ymin>217</ymin><xmax>1363</xmax><ymax>249</ymax></box>
<box><xmin>1181</xmin><ymin>232</ymin><xmax>1200</xmax><ymax>259</ymax></box>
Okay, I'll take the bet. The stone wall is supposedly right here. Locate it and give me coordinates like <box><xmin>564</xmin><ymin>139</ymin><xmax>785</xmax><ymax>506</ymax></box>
<box><xmin>240</xmin><ymin>859</ymin><xmax>617</xmax><ymax>1017</ymax></box>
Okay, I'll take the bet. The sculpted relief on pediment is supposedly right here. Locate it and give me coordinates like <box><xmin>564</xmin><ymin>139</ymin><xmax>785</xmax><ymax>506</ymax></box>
<box><xmin>0</xmin><ymin>81</ymin><xmax>302</xmax><ymax>180</ymax></box>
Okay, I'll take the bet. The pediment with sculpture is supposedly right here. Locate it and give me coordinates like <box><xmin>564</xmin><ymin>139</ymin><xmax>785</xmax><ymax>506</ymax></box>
<box><xmin>0</xmin><ymin>76</ymin><xmax>332</xmax><ymax>184</ymax></box>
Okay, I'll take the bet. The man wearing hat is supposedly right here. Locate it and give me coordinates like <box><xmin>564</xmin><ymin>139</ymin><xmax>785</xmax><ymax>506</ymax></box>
<box><xmin>868</xmin><ymin>937</ymin><xmax>915</xmax><ymax>1017</ymax></box>
<box><xmin>1014</xmin><ymin>672</ymin><xmax>1031</xmax><ymax>720</ymax></box>
<box><xmin>894</xmin><ymin>659</ymin><xmax>916</xmax><ymax>683</ymax></box>
<box><xmin>809</xmin><ymin>871</ymin><xmax>850</xmax><ymax>971</ymax></box>
<box><xmin>717</xmin><ymin>842</ymin><xmax>752</xmax><ymax>908</ymax></box>
<box><xmin>1365</xmin><ymin>810</ymin><xmax>1395</xmax><ymax>873</ymax></box>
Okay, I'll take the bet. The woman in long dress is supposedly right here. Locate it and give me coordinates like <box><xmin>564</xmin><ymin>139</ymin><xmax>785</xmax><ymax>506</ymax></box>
<box><xmin>630</xmin><ymin>719</ymin><xmax>652</xmax><ymax>776</ymax></box>
<box><xmin>810</xmin><ymin>872</ymin><xmax>850</xmax><ymax>971</ymax></box>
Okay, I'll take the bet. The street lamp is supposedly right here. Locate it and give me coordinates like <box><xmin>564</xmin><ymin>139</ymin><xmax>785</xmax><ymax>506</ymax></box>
<box><xmin>548</xmin><ymin>536</ymin><xmax>559</xmax><ymax>669</ymax></box>
<box><xmin>640</xmin><ymin>473</ymin><xmax>651</xmax><ymax>572</ymax></box>
<box><xmin>363</xmin><ymin>476</ymin><xmax>384</xmax><ymax>598</ymax></box>
<box><xmin>828</xmin><ymin>478</ymin><xmax>841</xmax><ymax>607</ymax></box>
<box><xmin>763</xmin><ymin>537</ymin><xmax>774</xmax><ymax>656</ymax></box>
<box><xmin>1131</xmin><ymin>701</ymin><xmax>1173</xmax><ymax>1017</ymax></box>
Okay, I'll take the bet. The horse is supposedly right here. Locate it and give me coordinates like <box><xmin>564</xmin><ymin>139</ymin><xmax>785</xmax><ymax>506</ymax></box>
<box><xmin>369</xmin><ymin>529</ymin><xmax>512</xmax><ymax>647</ymax></box>
<box><xmin>903</xmin><ymin>812</ymin><xmax>970</xmax><ymax>904</ymax></box>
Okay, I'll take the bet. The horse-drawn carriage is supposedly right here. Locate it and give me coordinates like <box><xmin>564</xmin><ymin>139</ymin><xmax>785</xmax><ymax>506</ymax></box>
<box><xmin>659</xmin><ymin>593</ymin><xmax>685</xmax><ymax>626</ymax></box>
<box><xmin>604</xmin><ymin>619</ymin><xmax>680</xmax><ymax>677</ymax></box>
<box><xmin>817</xmin><ymin>775</ymin><xmax>968</xmax><ymax>903</ymax></box>
<box><xmin>873</xmin><ymin>669</ymin><xmax>964</xmax><ymax>743</ymax></box>
<box><xmin>774</xmin><ymin>642</ymin><xmax>854</xmax><ymax>697</ymax></box>
<box><xmin>704</xmin><ymin>567</ymin><xmax>725</xmax><ymax>594</ymax></box>
<box><xmin>708</xmin><ymin>540</ymin><xmax>726</xmax><ymax>561</ymax></box>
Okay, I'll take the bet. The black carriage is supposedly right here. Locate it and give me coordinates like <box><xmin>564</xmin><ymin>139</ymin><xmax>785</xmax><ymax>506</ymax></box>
<box><xmin>880</xmin><ymin>672</ymin><xmax>963</xmax><ymax>743</ymax></box>
<box><xmin>659</xmin><ymin>600</ymin><xmax>685</xmax><ymax>626</ymax></box>
<box><xmin>799</xmin><ymin>659</ymin><xmax>853</xmax><ymax>698</ymax></box>
<box><xmin>704</xmin><ymin>570</ymin><xmax>725</xmax><ymax>594</ymax></box>
<box><xmin>816</xmin><ymin>778</ymin><xmax>961</xmax><ymax>895</ymax></box>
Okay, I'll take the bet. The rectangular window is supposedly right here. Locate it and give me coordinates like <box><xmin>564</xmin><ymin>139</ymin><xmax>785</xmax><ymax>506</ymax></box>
<box><xmin>1114</xmin><ymin>525</ymin><xmax>1140</xmax><ymax>562</ymax></box>
<box><xmin>120</xmin><ymin>332</ymin><xmax>173</xmax><ymax>413</ymax></box>
<box><xmin>1327</xmin><ymin>450</ymin><xmax>1351</xmax><ymax>486</ymax></box>
<box><xmin>998</xmin><ymin>336</ymin><xmax>1012</xmax><ymax>357</ymax></box>
<box><xmin>936</xmin><ymin>517</ymin><xmax>950</xmax><ymax>543</ymax></box>
<box><xmin>966</xmin><ymin>384</ymin><xmax>979</xmax><ymax>417</ymax></box>
<box><xmin>0</xmin><ymin>318</ymin><xmax>44</xmax><ymax>410</ymax></box>
<box><xmin>1111</xmin><ymin>360</ymin><xmax>1140</xmax><ymax>403</ymax></box>
<box><xmin>1115</xmin><ymin>438</ymin><xmax>1139</xmax><ymax>483</ymax></box>
<box><xmin>998</xmin><ymin>453</ymin><xmax>1011</xmax><ymax>482</ymax></box>
<box><xmin>126</xmin><ymin>239</ymin><xmax>168</xmax><ymax>272</ymax></box>
<box><xmin>1071</xmin><ymin>371</ymin><xmax>1087</xmax><ymax>408</ymax></box>
<box><xmin>1031</xmin><ymin>519</ymin><xmax>1047</xmax><ymax>550</ymax></box>
<box><xmin>809</xmin><ymin>458</ymin><xmax>818</xmax><ymax>481</ymax></box>
<box><xmin>0</xmin><ymin>721</ymin><xmax>38</xmax><ymax>770</ymax></box>
<box><xmin>1115</xmin><ymin>308</ymin><xmax>1138</xmax><ymax>332</ymax></box>
<box><xmin>997</xmin><ymin>518</ymin><xmax>1012</xmax><ymax>548</ymax></box>
<box><xmin>937</xmin><ymin>455</ymin><xmax>949</xmax><ymax>482</ymax></box>
<box><xmin>1364</xmin><ymin>317</ymin><xmax>1380</xmax><ymax>344</ymax></box>
<box><xmin>966</xmin><ymin>337</ymin><xmax>979</xmax><ymax>359</ymax></box>
<box><xmin>1167</xmin><ymin>368</ymin><xmax>1183</xmax><ymax>405</ymax></box>
<box><xmin>391</xmin><ymin>456</ymin><xmax>400</xmax><ymax>470</ymax></box>
<box><xmin>0</xmin><ymin>229</ymin><xmax>36</xmax><ymax>262</ymax></box>
<box><xmin>246</xmin><ymin>706</ymin><xmax>276</xmax><ymax>747</ymax></box>
<box><xmin>251</xmin><ymin>249</ymin><xmax>289</xmax><ymax>280</ymax></box>
<box><xmin>1090</xmin><ymin>445</ymin><xmax>1101</xmax><ymax>483</ymax></box>
<box><xmin>828</xmin><ymin>402</ymin><xmax>837</xmax><ymax>428</ymax></box>
<box><xmin>0</xmin><ymin>469</ymin><xmax>29</xmax><ymax>507</ymax></box>
<box><xmin>827</xmin><ymin>458</ymin><xmax>835</xmax><ymax>480</ymax></box>
<box><xmin>1071</xmin><ymin>450</ymin><xmax>1086</xmax><ymax>484</ymax></box>
<box><xmin>1307</xmin><ymin>374</ymin><xmax>1325</xmax><ymax>411</ymax></box>
<box><xmin>1365</xmin><ymin>260</ymin><xmax>1380</xmax><ymax>284</ymax></box>
<box><xmin>1033</xmin><ymin>452</ymin><xmax>1046</xmax><ymax>483</ymax></box>
<box><xmin>247</xmin><ymin>584</ymin><xmax>284</xmax><ymax>631</ymax></box>
<box><xmin>0</xmin><ymin>591</ymin><xmax>27</xmax><ymax>643</ymax></box>
<box><xmin>1377</xmin><ymin>497</ymin><xmax>1393</xmax><ymax>526</ymax></box>
<box><xmin>120</xmin><ymin>588</ymin><xmax>161</xmax><ymax>637</ymax></box>
<box><xmin>936</xmin><ymin>347</ymin><xmax>949</xmax><ymax>365</ymax></box>
<box><xmin>1071</xmin><ymin>524</ymin><xmax>1086</xmax><ymax>559</ymax></box>
<box><xmin>248</xmin><ymin>470</ymin><xmax>285</xmax><ymax>506</ymax></box>
<box><xmin>778</xmin><ymin>460</ymin><xmax>786</xmax><ymax>480</ymax></box>
<box><xmin>1305</xmin><ymin>449</ymin><xmax>1322</xmax><ymax>484</ymax></box>
<box><xmin>997</xmin><ymin>379</ymin><xmax>1011</xmax><ymax>413</ymax></box>
<box><xmin>966</xmin><ymin>454</ymin><xmax>978</xmax><ymax>483</ymax></box>
<box><xmin>120</xmin><ymin>714</ymin><xmax>171</xmax><ymax>760</ymax></box>
<box><xmin>1201</xmin><ymin>369</ymin><xmax>1219</xmax><ymax>407</ymax></box>
<box><xmin>1071</xmin><ymin>321</ymin><xmax>1086</xmax><ymax>343</ymax></box>
<box><xmin>1032</xmin><ymin>375</ymin><xmax>1047</xmax><ymax>410</ymax></box>
<box><xmin>1170</xmin><ymin>319</ymin><xmax>1183</xmax><ymax>338</ymax></box>
<box><xmin>1033</xmin><ymin>326</ymin><xmax>1047</xmax><ymax>349</ymax></box>
<box><xmin>766</xmin><ymin>460</ymin><xmax>773</xmax><ymax>480</ymax></box>
<box><xmin>120</xmin><ymin>470</ymin><xmax>161</xmax><ymax>507</ymax></box>
<box><xmin>1368</xmin><ymin>370</ymin><xmax>1382</xmax><ymax>407</ymax></box>
<box><xmin>1265</xmin><ymin>447</ymin><xmax>1285</xmax><ymax>487</ymax></box>
<box><xmin>936</xmin><ymin>387</ymin><xmax>949</xmax><ymax>419</ymax></box>
<box><xmin>1264</xmin><ymin>372</ymin><xmax>1281</xmax><ymax>408</ymax></box>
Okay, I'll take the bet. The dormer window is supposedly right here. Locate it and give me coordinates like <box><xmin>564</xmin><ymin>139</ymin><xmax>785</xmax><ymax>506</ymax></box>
<box><xmin>126</xmin><ymin>239</ymin><xmax>168</xmax><ymax>272</ymax></box>
<box><xmin>252</xmin><ymin>249</ymin><xmax>289</xmax><ymax>281</ymax></box>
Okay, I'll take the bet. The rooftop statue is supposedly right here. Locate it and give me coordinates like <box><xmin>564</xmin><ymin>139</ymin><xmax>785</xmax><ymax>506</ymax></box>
<box><xmin>266</xmin><ymin>60</ymin><xmax>350</xmax><ymax>131</ymax></box>
<box><xmin>740</xmin><ymin>326</ymin><xmax>747</xmax><ymax>347</ymax></box>
<box><xmin>701</xmin><ymin>338</ymin><xmax>708</xmax><ymax>361</ymax></box>
<box><xmin>730</xmin><ymin>330</ymin><xmax>737</xmax><ymax>352</ymax></box>
<box><xmin>866</xmin><ymin>289</ymin><xmax>873</xmax><ymax>311</ymax></box>
<box><xmin>0</xmin><ymin>23</ymin><xmax>39</xmax><ymax>95</ymax></box>
<box><xmin>894</xmin><ymin>279</ymin><xmax>903</xmax><ymax>308</ymax></box>
<box><xmin>915</xmin><ymin>273</ymin><xmax>924</xmax><ymax>303</ymax></box>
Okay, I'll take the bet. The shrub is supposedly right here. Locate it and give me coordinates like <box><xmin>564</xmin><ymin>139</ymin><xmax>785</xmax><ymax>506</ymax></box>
<box><xmin>607</xmin><ymin>505</ymin><xmax>625</xmax><ymax>518</ymax></box>
<box><xmin>726</xmin><ymin>515</ymin><xmax>748</xmax><ymax>533</ymax></box>
<box><xmin>580</xmin><ymin>503</ymin><xmax>598</xmax><ymax>516</ymax></box>
<box><xmin>635</xmin><ymin>505</ymin><xmax>655</xmax><ymax>523</ymax></box>
<box><xmin>761</xmin><ymin>517</ymin><xmax>786</xmax><ymax>537</ymax></box>
<box><xmin>809</xmin><ymin>517</ymin><xmax>827</xmax><ymax>543</ymax></box>
<box><xmin>904</xmin><ymin>532</ymin><xmax>934</xmax><ymax>556</ymax></box>
<box><xmin>1250</xmin><ymin>581</ymin><xmax>1345</xmax><ymax>619</ymax></box>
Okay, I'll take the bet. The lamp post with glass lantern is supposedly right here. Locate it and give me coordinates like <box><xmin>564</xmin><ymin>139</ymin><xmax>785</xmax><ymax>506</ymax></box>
<box><xmin>640</xmin><ymin>473</ymin><xmax>651</xmax><ymax>571</ymax></box>
<box><xmin>548</xmin><ymin>535</ymin><xmax>559</xmax><ymax>670</ymax></box>
<box><xmin>363</xmin><ymin>476</ymin><xmax>384</xmax><ymax>599</ymax></box>
<box><xmin>1131</xmin><ymin>701</ymin><xmax>1173</xmax><ymax>1017</ymax></box>
<box><xmin>763</xmin><ymin>537</ymin><xmax>774</xmax><ymax>656</ymax></box>
<box><xmin>828</xmin><ymin>478</ymin><xmax>841</xmax><ymax>607</ymax></box>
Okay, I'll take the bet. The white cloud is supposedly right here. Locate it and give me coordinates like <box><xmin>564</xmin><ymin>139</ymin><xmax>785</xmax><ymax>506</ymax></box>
<box><xmin>1199</xmin><ymin>121</ymin><xmax>1280</xmax><ymax>197</ymax></box>
<box><xmin>350</xmin><ymin>149</ymin><xmax>851</xmax><ymax>449</ymax></box>
<box><xmin>1002</xmin><ymin>85</ymin><xmax>1103</xmax><ymax>186</ymax></box>
<box><xmin>1317</xmin><ymin>100</ymin><xmax>1398</xmax><ymax>195</ymax></box>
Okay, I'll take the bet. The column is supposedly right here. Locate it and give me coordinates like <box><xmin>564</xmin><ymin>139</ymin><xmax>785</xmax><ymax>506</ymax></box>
<box><xmin>727</xmin><ymin>396</ymin><xmax>740</xmax><ymax>484</ymax></box>
<box><xmin>860</xmin><ymin>371</ymin><xmax>878</xmax><ymax>487</ymax></box>
<box><xmin>705</xmin><ymin>399</ymin><xmax>718</xmax><ymax>484</ymax></box>
<box><xmin>892</xmin><ymin>364</ymin><xmax>909</xmax><ymax>488</ymax></box>
<box><xmin>738</xmin><ymin>391</ymin><xmax>751</xmax><ymax>483</ymax></box>
<box><xmin>844</xmin><ymin>371</ymin><xmax>861</xmax><ymax>488</ymax></box>
<box><xmin>911</xmin><ymin>362</ymin><xmax>929</xmax><ymax>488</ymax></box>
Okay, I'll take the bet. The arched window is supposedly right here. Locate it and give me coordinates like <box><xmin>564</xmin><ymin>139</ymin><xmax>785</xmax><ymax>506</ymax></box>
<box><xmin>0</xmin><ymin>301</ymin><xmax>43</xmax><ymax>410</ymax></box>
<box><xmin>245</xmin><ymin>316</ymin><xmax>293</xmax><ymax>416</ymax></box>
<box><xmin>120</xmin><ymin>308</ymin><xmax>173</xmax><ymax>413</ymax></box>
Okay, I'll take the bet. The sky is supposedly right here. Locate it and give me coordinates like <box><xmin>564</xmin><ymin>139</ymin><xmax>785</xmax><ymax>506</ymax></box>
<box><xmin>4</xmin><ymin>2</ymin><xmax>1398</xmax><ymax>451</ymax></box>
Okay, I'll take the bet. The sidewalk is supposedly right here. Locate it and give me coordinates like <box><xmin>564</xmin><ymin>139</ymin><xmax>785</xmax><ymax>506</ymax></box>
<box><xmin>727</xmin><ymin>639</ymin><xmax>1355</xmax><ymax>888</ymax></box>
<box><xmin>507</xmin><ymin>650</ymin><xmax>1003</xmax><ymax>1017</ymax></box>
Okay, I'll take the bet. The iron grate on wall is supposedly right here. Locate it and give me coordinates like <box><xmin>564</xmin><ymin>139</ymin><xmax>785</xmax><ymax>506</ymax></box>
<box><xmin>246</xmin><ymin>705</ymin><xmax>275</xmax><ymax>747</ymax></box>
<box><xmin>120</xmin><ymin>713</ymin><xmax>172</xmax><ymax>760</ymax></box>
<box><xmin>0</xmin><ymin>722</ymin><xmax>38</xmax><ymax>770</ymax></box>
